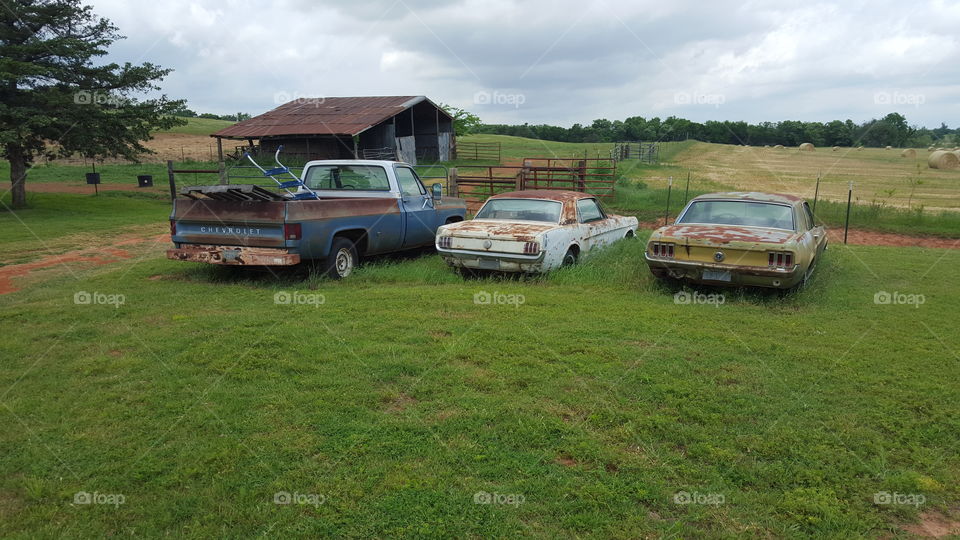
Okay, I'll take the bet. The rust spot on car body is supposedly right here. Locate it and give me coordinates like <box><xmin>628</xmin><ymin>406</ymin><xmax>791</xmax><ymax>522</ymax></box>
<box><xmin>445</xmin><ymin>220</ymin><xmax>558</xmax><ymax>242</ymax></box>
<box><xmin>166</xmin><ymin>245</ymin><xmax>300</xmax><ymax>265</ymax></box>
<box><xmin>658</xmin><ymin>225</ymin><xmax>797</xmax><ymax>245</ymax></box>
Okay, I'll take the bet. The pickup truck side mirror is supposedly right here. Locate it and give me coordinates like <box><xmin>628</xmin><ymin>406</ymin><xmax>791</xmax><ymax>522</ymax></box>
<box><xmin>431</xmin><ymin>183</ymin><xmax>442</xmax><ymax>201</ymax></box>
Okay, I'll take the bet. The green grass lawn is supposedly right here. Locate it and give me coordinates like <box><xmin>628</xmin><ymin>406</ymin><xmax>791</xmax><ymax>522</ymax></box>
<box><xmin>0</xmin><ymin>202</ymin><xmax>958</xmax><ymax>536</ymax></box>
<box><xmin>0</xmin><ymin>192</ymin><xmax>170</xmax><ymax>265</ymax></box>
<box><xmin>157</xmin><ymin>117</ymin><xmax>235</xmax><ymax>136</ymax></box>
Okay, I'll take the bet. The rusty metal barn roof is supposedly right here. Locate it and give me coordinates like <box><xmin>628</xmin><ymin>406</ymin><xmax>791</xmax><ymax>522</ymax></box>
<box><xmin>211</xmin><ymin>96</ymin><xmax>450</xmax><ymax>139</ymax></box>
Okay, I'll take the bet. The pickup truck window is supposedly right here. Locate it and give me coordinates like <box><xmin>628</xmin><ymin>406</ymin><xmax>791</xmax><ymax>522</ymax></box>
<box><xmin>304</xmin><ymin>165</ymin><xmax>390</xmax><ymax>191</ymax></box>
<box><xmin>395</xmin><ymin>167</ymin><xmax>426</xmax><ymax>197</ymax></box>
<box><xmin>475</xmin><ymin>199</ymin><xmax>562</xmax><ymax>223</ymax></box>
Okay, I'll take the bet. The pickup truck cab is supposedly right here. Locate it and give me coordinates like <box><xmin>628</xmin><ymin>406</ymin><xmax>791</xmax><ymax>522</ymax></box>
<box><xmin>167</xmin><ymin>160</ymin><xmax>466</xmax><ymax>278</ymax></box>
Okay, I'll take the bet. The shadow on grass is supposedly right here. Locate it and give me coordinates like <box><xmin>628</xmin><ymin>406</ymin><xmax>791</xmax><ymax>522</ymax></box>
<box><xmin>176</xmin><ymin>247</ymin><xmax>444</xmax><ymax>288</ymax></box>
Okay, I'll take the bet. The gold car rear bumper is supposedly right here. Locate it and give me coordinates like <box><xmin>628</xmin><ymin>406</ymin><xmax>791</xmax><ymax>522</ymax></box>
<box><xmin>645</xmin><ymin>254</ymin><xmax>802</xmax><ymax>289</ymax></box>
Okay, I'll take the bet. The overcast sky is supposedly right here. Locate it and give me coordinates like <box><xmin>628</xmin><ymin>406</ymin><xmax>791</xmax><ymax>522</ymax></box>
<box><xmin>90</xmin><ymin>0</ymin><xmax>959</xmax><ymax>128</ymax></box>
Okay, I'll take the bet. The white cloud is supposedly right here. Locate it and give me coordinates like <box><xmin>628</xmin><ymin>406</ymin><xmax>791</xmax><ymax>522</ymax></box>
<box><xmin>89</xmin><ymin>0</ymin><xmax>959</xmax><ymax>127</ymax></box>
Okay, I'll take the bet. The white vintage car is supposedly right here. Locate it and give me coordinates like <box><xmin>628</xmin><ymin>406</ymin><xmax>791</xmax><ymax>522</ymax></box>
<box><xmin>435</xmin><ymin>190</ymin><xmax>639</xmax><ymax>273</ymax></box>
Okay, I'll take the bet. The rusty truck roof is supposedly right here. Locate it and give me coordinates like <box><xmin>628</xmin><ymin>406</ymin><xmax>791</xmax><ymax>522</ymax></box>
<box><xmin>691</xmin><ymin>192</ymin><xmax>805</xmax><ymax>204</ymax></box>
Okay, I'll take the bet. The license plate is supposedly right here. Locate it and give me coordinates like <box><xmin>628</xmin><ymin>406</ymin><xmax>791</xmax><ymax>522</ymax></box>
<box><xmin>478</xmin><ymin>259</ymin><xmax>500</xmax><ymax>270</ymax></box>
<box><xmin>221</xmin><ymin>249</ymin><xmax>241</xmax><ymax>262</ymax></box>
<box><xmin>702</xmin><ymin>270</ymin><xmax>731</xmax><ymax>282</ymax></box>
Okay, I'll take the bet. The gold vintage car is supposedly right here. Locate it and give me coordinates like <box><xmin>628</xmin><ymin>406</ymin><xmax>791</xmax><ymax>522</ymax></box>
<box><xmin>645</xmin><ymin>192</ymin><xmax>827</xmax><ymax>289</ymax></box>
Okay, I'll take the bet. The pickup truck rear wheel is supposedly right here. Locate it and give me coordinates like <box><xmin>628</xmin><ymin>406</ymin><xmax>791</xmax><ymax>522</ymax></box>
<box><xmin>325</xmin><ymin>237</ymin><xmax>358</xmax><ymax>279</ymax></box>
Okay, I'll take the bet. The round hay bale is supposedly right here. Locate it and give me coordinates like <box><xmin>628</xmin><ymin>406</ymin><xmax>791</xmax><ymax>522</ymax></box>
<box><xmin>773</xmin><ymin>144</ymin><xmax>784</xmax><ymax>149</ymax></box>
<box><xmin>928</xmin><ymin>146</ymin><xmax>936</xmax><ymax>151</ymax></box>
<box><xmin>900</xmin><ymin>149</ymin><xmax>916</xmax><ymax>158</ymax></box>
<box><xmin>832</xmin><ymin>146</ymin><xmax>840</xmax><ymax>151</ymax></box>
<box><xmin>885</xmin><ymin>145</ymin><xmax>893</xmax><ymax>150</ymax></box>
<box><xmin>937</xmin><ymin>147</ymin><xmax>945</xmax><ymax>151</ymax></box>
<box><xmin>799</xmin><ymin>142</ymin><xmax>815</xmax><ymax>151</ymax></box>
<box><xmin>856</xmin><ymin>146</ymin><xmax>864</xmax><ymax>151</ymax></box>
<box><xmin>928</xmin><ymin>150</ymin><xmax>959</xmax><ymax>170</ymax></box>
<box><xmin>763</xmin><ymin>144</ymin><xmax>770</xmax><ymax>148</ymax></box>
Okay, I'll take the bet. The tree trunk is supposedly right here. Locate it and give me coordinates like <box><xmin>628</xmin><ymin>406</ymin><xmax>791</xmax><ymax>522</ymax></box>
<box><xmin>8</xmin><ymin>147</ymin><xmax>27</xmax><ymax>209</ymax></box>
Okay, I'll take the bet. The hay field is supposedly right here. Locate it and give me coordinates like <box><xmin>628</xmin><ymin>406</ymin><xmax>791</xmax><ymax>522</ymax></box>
<box><xmin>666</xmin><ymin>143</ymin><xmax>960</xmax><ymax>211</ymax></box>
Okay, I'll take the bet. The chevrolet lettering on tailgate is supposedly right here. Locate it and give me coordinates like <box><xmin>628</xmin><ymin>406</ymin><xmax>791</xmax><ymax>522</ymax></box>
<box><xmin>198</xmin><ymin>226</ymin><xmax>263</xmax><ymax>236</ymax></box>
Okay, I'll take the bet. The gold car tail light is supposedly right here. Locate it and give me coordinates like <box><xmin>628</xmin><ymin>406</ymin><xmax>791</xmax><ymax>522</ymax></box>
<box><xmin>652</xmin><ymin>242</ymin><xmax>675</xmax><ymax>259</ymax></box>
<box><xmin>768</xmin><ymin>251</ymin><xmax>794</xmax><ymax>268</ymax></box>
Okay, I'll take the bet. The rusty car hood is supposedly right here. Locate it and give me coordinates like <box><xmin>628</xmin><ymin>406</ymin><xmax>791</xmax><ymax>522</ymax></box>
<box><xmin>654</xmin><ymin>224</ymin><xmax>798</xmax><ymax>246</ymax></box>
<box><xmin>442</xmin><ymin>219</ymin><xmax>559</xmax><ymax>241</ymax></box>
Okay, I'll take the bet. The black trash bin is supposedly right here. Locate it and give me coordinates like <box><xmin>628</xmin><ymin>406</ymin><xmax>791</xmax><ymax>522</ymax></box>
<box><xmin>85</xmin><ymin>172</ymin><xmax>101</xmax><ymax>184</ymax></box>
<box><xmin>137</xmin><ymin>175</ymin><xmax>153</xmax><ymax>188</ymax></box>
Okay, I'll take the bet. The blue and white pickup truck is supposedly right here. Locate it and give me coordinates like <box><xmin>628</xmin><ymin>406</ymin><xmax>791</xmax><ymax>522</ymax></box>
<box><xmin>167</xmin><ymin>160</ymin><xmax>466</xmax><ymax>278</ymax></box>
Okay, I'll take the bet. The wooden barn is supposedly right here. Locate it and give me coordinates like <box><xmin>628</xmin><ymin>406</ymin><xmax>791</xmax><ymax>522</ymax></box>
<box><xmin>211</xmin><ymin>96</ymin><xmax>455</xmax><ymax>165</ymax></box>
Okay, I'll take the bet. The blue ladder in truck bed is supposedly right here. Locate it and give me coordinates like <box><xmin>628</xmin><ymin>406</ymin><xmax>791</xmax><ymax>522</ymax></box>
<box><xmin>243</xmin><ymin>146</ymin><xmax>319</xmax><ymax>200</ymax></box>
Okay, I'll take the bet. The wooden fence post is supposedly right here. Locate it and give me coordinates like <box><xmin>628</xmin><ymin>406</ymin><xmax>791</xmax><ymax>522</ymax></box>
<box><xmin>166</xmin><ymin>160</ymin><xmax>176</xmax><ymax>201</ymax></box>
<box><xmin>216</xmin><ymin>137</ymin><xmax>227</xmax><ymax>185</ymax></box>
<box><xmin>449</xmin><ymin>167</ymin><xmax>458</xmax><ymax>197</ymax></box>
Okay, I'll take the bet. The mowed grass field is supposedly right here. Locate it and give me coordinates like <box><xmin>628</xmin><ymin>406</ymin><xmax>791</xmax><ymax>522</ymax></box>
<box><xmin>657</xmin><ymin>142</ymin><xmax>960</xmax><ymax>212</ymax></box>
<box><xmin>1</xmin><ymin>181</ymin><xmax>959</xmax><ymax>536</ymax></box>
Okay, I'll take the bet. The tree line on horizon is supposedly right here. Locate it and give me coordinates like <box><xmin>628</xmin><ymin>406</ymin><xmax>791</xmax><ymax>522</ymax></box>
<box><xmin>477</xmin><ymin>112</ymin><xmax>957</xmax><ymax>148</ymax></box>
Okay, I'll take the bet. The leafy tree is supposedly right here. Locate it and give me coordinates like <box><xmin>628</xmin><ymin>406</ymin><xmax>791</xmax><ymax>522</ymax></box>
<box><xmin>823</xmin><ymin>120</ymin><xmax>852</xmax><ymax>147</ymax></box>
<box><xmin>171</xmin><ymin>105</ymin><xmax>197</xmax><ymax>118</ymax></box>
<box><xmin>476</xmin><ymin>111</ymin><xmax>957</xmax><ymax>148</ymax></box>
<box><xmin>440</xmin><ymin>104</ymin><xmax>482</xmax><ymax>136</ymax></box>
<box><xmin>1</xmin><ymin>0</ymin><xmax>184</xmax><ymax>208</ymax></box>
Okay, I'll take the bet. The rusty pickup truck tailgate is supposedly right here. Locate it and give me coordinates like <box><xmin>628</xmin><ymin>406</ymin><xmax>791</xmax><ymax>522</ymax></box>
<box><xmin>171</xmin><ymin>199</ymin><xmax>287</xmax><ymax>247</ymax></box>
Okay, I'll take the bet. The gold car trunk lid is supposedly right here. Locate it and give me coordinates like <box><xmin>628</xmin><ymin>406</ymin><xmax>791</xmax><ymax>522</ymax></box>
<box><xmin>657</xmin><ymin>225</ymin><xmax>798</xmax><ymax>266</ymax></box>
<box><xmin>659</xmin><ymin>225</ymin><xmax>796</xmax><ymax>245</ymax></box>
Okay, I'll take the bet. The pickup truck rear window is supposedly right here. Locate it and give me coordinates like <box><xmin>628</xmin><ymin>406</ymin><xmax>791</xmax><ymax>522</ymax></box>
<box><xmin>304</xmin><ymin>165</ymin><xmax>390</xmax><ymax>191</ymax></box>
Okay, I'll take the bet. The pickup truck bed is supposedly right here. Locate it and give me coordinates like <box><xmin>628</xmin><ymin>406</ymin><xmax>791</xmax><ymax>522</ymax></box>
<box><xmin>169</xmin><ymin>196</ymin><xmax>426</xmax><ymax>264</ymax></box>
